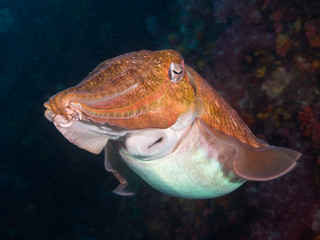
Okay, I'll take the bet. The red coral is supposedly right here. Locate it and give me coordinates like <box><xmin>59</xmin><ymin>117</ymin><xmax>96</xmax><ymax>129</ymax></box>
<box><xmin>305</xmin><ymin>22</ymin><xmax>320</xmax><ymax>48</ymax></box>
<box><xmin>298</xmin><ymin>103</ymin><xmax>320</xmax><ymax>144</ymax></box>
<box><xmin>276</xmin><ymin>34</ymin><xmax>293</xmax><ymax>57</ymax></box>
<box><xmin>294</xmin><ymin>54</ymin><xmax>320</xmax><ymax>73</ymax></box>
<box><xmin>270</xmin><ymin>10</ymin><xmax>283</xmax><ymax>35</ymax></box>
<box><xmin>271</xmin><ymin>10</ymin><xmax>283</xmax><ymax>22</ymax></box>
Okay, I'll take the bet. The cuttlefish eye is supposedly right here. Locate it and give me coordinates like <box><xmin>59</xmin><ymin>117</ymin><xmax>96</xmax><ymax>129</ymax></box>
<box><xmin>169</xmin><ymin>61</ymin><xmax>185</xmax><ymax>83</ymax></box>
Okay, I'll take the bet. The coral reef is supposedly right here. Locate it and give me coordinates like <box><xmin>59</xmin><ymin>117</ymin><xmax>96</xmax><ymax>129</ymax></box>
<box><xmin>211</xmin><ymin>20</ymin><xmax>275</xmax><ymax>78</ymax></box>
<box><xmin>213</xmin><ymin>0</ymin><xmax>260</xmax><ymax>24</ymax></box>
<box><xmin>208</xmin><ymin>0</ymin><xmax>275</xmax><ymax>109</ymax></box>
<box><xmin>305</xmin><ymin>21</ymin><xmax>320</xmax><ymax>48</ymax></box>
<box><xmin>261</xmin><ymin>66</ymin><xmax>291</xmax><ymax>99</ymax></box>
<box><xmin>298</xmin><ymin>102</ymin><xmax>320</xmax><ymax>145</ymax></box>
<box><xmin>208</xmin><ymin>0</ymin><xmax>320</xmax><ymax>239</ymax></box>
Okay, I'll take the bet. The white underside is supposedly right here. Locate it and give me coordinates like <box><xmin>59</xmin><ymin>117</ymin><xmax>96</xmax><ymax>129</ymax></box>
<box><xmin>46</xmin><ymin>109</ymin><xmax>244</xmax><ymax>198</ymax></box>
<box><xmin>119</xmin><ymin>121</ymin><xmax>244</xmax><ymax>199</ymax></box>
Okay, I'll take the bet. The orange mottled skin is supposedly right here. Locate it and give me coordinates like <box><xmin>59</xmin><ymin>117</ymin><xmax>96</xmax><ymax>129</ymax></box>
<box><xmin>45</xmin><ymin>49</ymin><xmax>263</xmax><ymax>147</ymax></box>
<box><xmin>186</xmin><ymin>67</ymin><xmax>264</xmax><ymax>148</ymax></box>
<box><xmin>45</xmin><ymin>50</ymin><xmax>196</xmax><ymax>129</ymax></box>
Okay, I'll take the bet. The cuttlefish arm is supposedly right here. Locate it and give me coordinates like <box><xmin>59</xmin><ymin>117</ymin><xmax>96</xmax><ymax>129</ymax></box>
<box><xmin>104</xmin><ymin>142</ymin><xmax>143</xmax><ymax>196</ymax></box>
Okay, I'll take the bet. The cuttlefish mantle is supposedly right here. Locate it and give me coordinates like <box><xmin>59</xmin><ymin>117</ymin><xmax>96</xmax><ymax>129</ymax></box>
<box><xmin>44</xmin><ymin>49</ymin><xmax>301</xmax><ymax>199</ymax></box>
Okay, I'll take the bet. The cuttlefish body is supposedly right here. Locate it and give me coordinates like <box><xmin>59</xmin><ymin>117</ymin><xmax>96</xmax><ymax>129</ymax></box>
<box><xmin>44</xmin><ymin>49</ymin><xmax>301</xmax><ymax>199</ymax></box>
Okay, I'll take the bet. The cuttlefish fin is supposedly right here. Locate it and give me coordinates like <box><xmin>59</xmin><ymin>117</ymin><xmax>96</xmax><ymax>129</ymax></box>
<box><xmin>104</xmin><ymin>142</ymin><xmax>142</xmax><ymax>196</ymax></box>
<box><xmin>52</xmin><ymin>115</ymin><xmax>110</xmax><ymax>154</ymax></box>
<box><xmin>198</xmin><ymin>119</ymin><xmax>301</xmax><ymax>181</ymax></box>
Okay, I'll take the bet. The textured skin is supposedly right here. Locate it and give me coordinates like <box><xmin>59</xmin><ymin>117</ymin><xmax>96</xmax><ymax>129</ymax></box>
<box><xmin>45</xmin><ymin>50</ymin><xmax>196</xmax><ymax>129</ymax></box>
<box><xmin>186</xmin><ymin>67</ymin><xmax>264</xmax><ymax>148</ymax></box>
<box><xmin>44</xmin><ymin>49</ymin><xmax>263</xmax><ymax>147</ymax></box>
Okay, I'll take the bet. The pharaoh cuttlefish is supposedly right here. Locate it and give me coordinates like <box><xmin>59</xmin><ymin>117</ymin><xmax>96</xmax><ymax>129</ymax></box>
<box><xmin>44</xmin><ymin>49</ymin><xmax>301</xmax><ymax>199</ymax></box>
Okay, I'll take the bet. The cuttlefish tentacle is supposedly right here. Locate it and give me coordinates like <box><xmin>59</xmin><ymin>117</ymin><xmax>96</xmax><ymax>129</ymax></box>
<box><xmin>104</xmin><ymin>143</ymin><xmax>142</xmax><ymax>196</ymax></box>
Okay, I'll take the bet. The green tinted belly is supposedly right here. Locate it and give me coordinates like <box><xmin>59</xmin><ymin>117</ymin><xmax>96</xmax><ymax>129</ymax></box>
<box><xmin>119</xmin><ymin>122</ymin><xmax>245</xmax><ymax>199</ymax></box>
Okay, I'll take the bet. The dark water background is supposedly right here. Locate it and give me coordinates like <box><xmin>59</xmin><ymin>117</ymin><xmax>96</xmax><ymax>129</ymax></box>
<box><xmin>1</xmin><ymin>0</ymin><xmax>319</xmax><ymax>239</ymax></box>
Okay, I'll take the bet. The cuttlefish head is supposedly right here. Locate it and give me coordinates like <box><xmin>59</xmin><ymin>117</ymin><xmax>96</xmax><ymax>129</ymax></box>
<box><xmin>44</xmin><ymin>50</ymin><xmax>197</xmax><ymax>154</ymax></box>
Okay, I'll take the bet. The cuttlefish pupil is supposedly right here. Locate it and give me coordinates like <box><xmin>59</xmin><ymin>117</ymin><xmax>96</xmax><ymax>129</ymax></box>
<box><xmin>44</xmin><ymin>49</ymin><xmax>301</xmax><ymax>199</ymax></box>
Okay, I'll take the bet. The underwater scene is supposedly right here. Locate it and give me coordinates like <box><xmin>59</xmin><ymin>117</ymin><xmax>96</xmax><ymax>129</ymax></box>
<box><xmin>1</xmin><ymin>0</ymin><xmax>320</xmax><ymax>239</ymax></box>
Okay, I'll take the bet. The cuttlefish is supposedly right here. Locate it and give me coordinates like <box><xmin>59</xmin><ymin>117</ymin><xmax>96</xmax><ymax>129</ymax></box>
<box><xmin>44</xmin><ymin>49</ymin><xmax>301</xmax><ymax>199</ymax></box>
